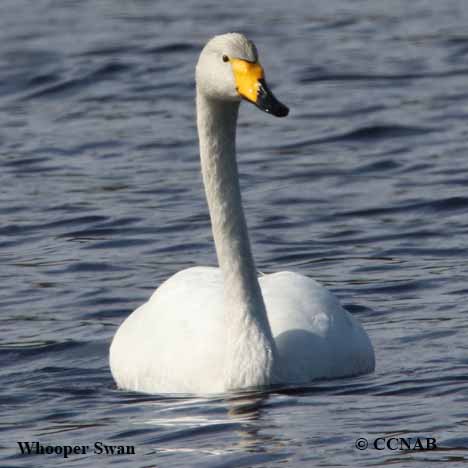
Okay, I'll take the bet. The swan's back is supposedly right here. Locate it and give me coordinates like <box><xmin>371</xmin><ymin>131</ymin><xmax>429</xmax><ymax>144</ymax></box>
<box><xmin>260</xmin><ymin>272</ymin><xmax>375</xmax><ymax>381</ymax></box>
<box><xmin>110</xmin><ymin>267</ymin><xmax>374</xmax><ymax>394</ymax></box>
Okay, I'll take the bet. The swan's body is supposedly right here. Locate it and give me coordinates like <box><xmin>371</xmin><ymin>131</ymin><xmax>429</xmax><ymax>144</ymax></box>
<box><xmin>111</xmin><ymin>267</ymin><xmax>374</xmax><ymax>394</ymax></box>
<box><xmin>110</xmin><ymin>33</ymin><xmax>375</xmax><ymax>394</ymax></box>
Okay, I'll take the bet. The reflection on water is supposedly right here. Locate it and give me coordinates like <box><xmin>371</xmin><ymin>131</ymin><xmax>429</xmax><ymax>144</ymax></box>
<box><xmin>142</xmin><ymin>393</ymin><xmax>271</xmax><ymax>457</ymax></box>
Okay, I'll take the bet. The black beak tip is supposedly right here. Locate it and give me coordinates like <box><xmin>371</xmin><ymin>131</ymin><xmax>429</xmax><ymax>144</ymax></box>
<box><xmin>274</xmin><ymin>103</ymin><xmax>289</xmax><ymax>118</ymax></box>
<box><xmin>261</xmin><ymin>100</ymin><xmax>289</xmax><ymax>118</ymax></box>
<box><xmin>255</xmin><ymin>80</ymin><xmax>289</xmax><ymax>118</ymax></box>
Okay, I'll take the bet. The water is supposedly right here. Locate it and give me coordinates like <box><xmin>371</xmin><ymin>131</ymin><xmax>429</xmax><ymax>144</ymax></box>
<box><xmin>1</xmin><ymin>0</ymin><xmax>468</xmax><ymax>466</ymax></box>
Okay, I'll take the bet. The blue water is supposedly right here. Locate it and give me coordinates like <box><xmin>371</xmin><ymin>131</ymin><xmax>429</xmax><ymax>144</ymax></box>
<box><xmin>2</xmin><ymin>1</ymin><xmax>468</xmax><ymax>466</ymax></box>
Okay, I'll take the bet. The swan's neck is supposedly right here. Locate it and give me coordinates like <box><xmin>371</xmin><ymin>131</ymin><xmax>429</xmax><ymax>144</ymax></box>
<box><xmin>196</xmin><ymin>91</ymin><xmax>280</xmax><ymax>390</ymax></box>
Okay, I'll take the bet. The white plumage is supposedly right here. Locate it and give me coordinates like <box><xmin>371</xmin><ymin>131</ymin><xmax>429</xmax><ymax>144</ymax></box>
<box><xmin>110</xmin><ymin>33</ymin><xmax>375</xmax><ymax>394</ymax></box>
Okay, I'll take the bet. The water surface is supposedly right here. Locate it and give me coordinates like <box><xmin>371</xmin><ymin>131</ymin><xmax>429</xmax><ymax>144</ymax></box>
<box><xmin>1</xmin><ymin>1</ymin><xmax>468</xmax><ymax>466</ymax></box>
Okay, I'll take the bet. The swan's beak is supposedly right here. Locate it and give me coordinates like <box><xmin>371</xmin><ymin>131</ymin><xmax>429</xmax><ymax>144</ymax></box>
<box><xmin>230</xmin><ymin>59</ymin><xmax>289</xmax><ymax>117</ymax></box>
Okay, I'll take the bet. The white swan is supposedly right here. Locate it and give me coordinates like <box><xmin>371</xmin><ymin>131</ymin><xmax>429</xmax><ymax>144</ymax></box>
<box><xmin>110</xmin><ymin>33</ymin><xmax>375</xmax><ymax>394</ymax></box>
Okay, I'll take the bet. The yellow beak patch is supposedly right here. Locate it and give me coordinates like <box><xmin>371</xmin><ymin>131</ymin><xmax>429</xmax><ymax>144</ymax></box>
<box><xmin>230</xmin><ymin>59</ymin><xmax>264</xmax><ymax>103</ymax></box>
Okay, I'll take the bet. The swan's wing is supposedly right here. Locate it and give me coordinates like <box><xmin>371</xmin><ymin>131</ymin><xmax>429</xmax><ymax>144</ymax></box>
<box><xmin>260</xmin><ymin>271</ymin><xmax>375</xmax><ymax>381</ymax></box>
<box><xmin>110</xmin><ymin>267</ymin><xmax>227</xmax><ymax>394</ymax></box>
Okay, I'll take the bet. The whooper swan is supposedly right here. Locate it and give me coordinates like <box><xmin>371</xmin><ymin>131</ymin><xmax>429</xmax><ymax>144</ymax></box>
<box><xmin>110</xmin><ymin>33</ymin><xmax>375</xmax><ymax>394</ymax></box>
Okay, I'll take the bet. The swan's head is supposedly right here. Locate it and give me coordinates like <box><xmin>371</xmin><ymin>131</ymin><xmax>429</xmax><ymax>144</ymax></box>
<box><xmin>196</xmin><ymin>33</ymin><xmax>289</xmax><ymax>117</ymax></box>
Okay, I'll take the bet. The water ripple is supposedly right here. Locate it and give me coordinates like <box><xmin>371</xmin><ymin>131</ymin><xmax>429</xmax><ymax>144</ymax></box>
<box><xmin>1</xmin><ymin>1</ymin><xmax>467</xmax><ymax>467</ymax></box>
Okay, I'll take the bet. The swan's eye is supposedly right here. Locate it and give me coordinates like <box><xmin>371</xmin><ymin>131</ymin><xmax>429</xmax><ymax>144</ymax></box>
<box><xmin>222</xmin><ymin>55</ymin><xmax>229</xmax><ymax>63</ymax></box>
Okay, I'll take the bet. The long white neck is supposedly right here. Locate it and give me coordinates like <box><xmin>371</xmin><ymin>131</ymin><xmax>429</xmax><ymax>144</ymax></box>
<box><xmin>196</xmin><ymin>90</ymin><xmax>280</xmax><ymax>390</ymax></box>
